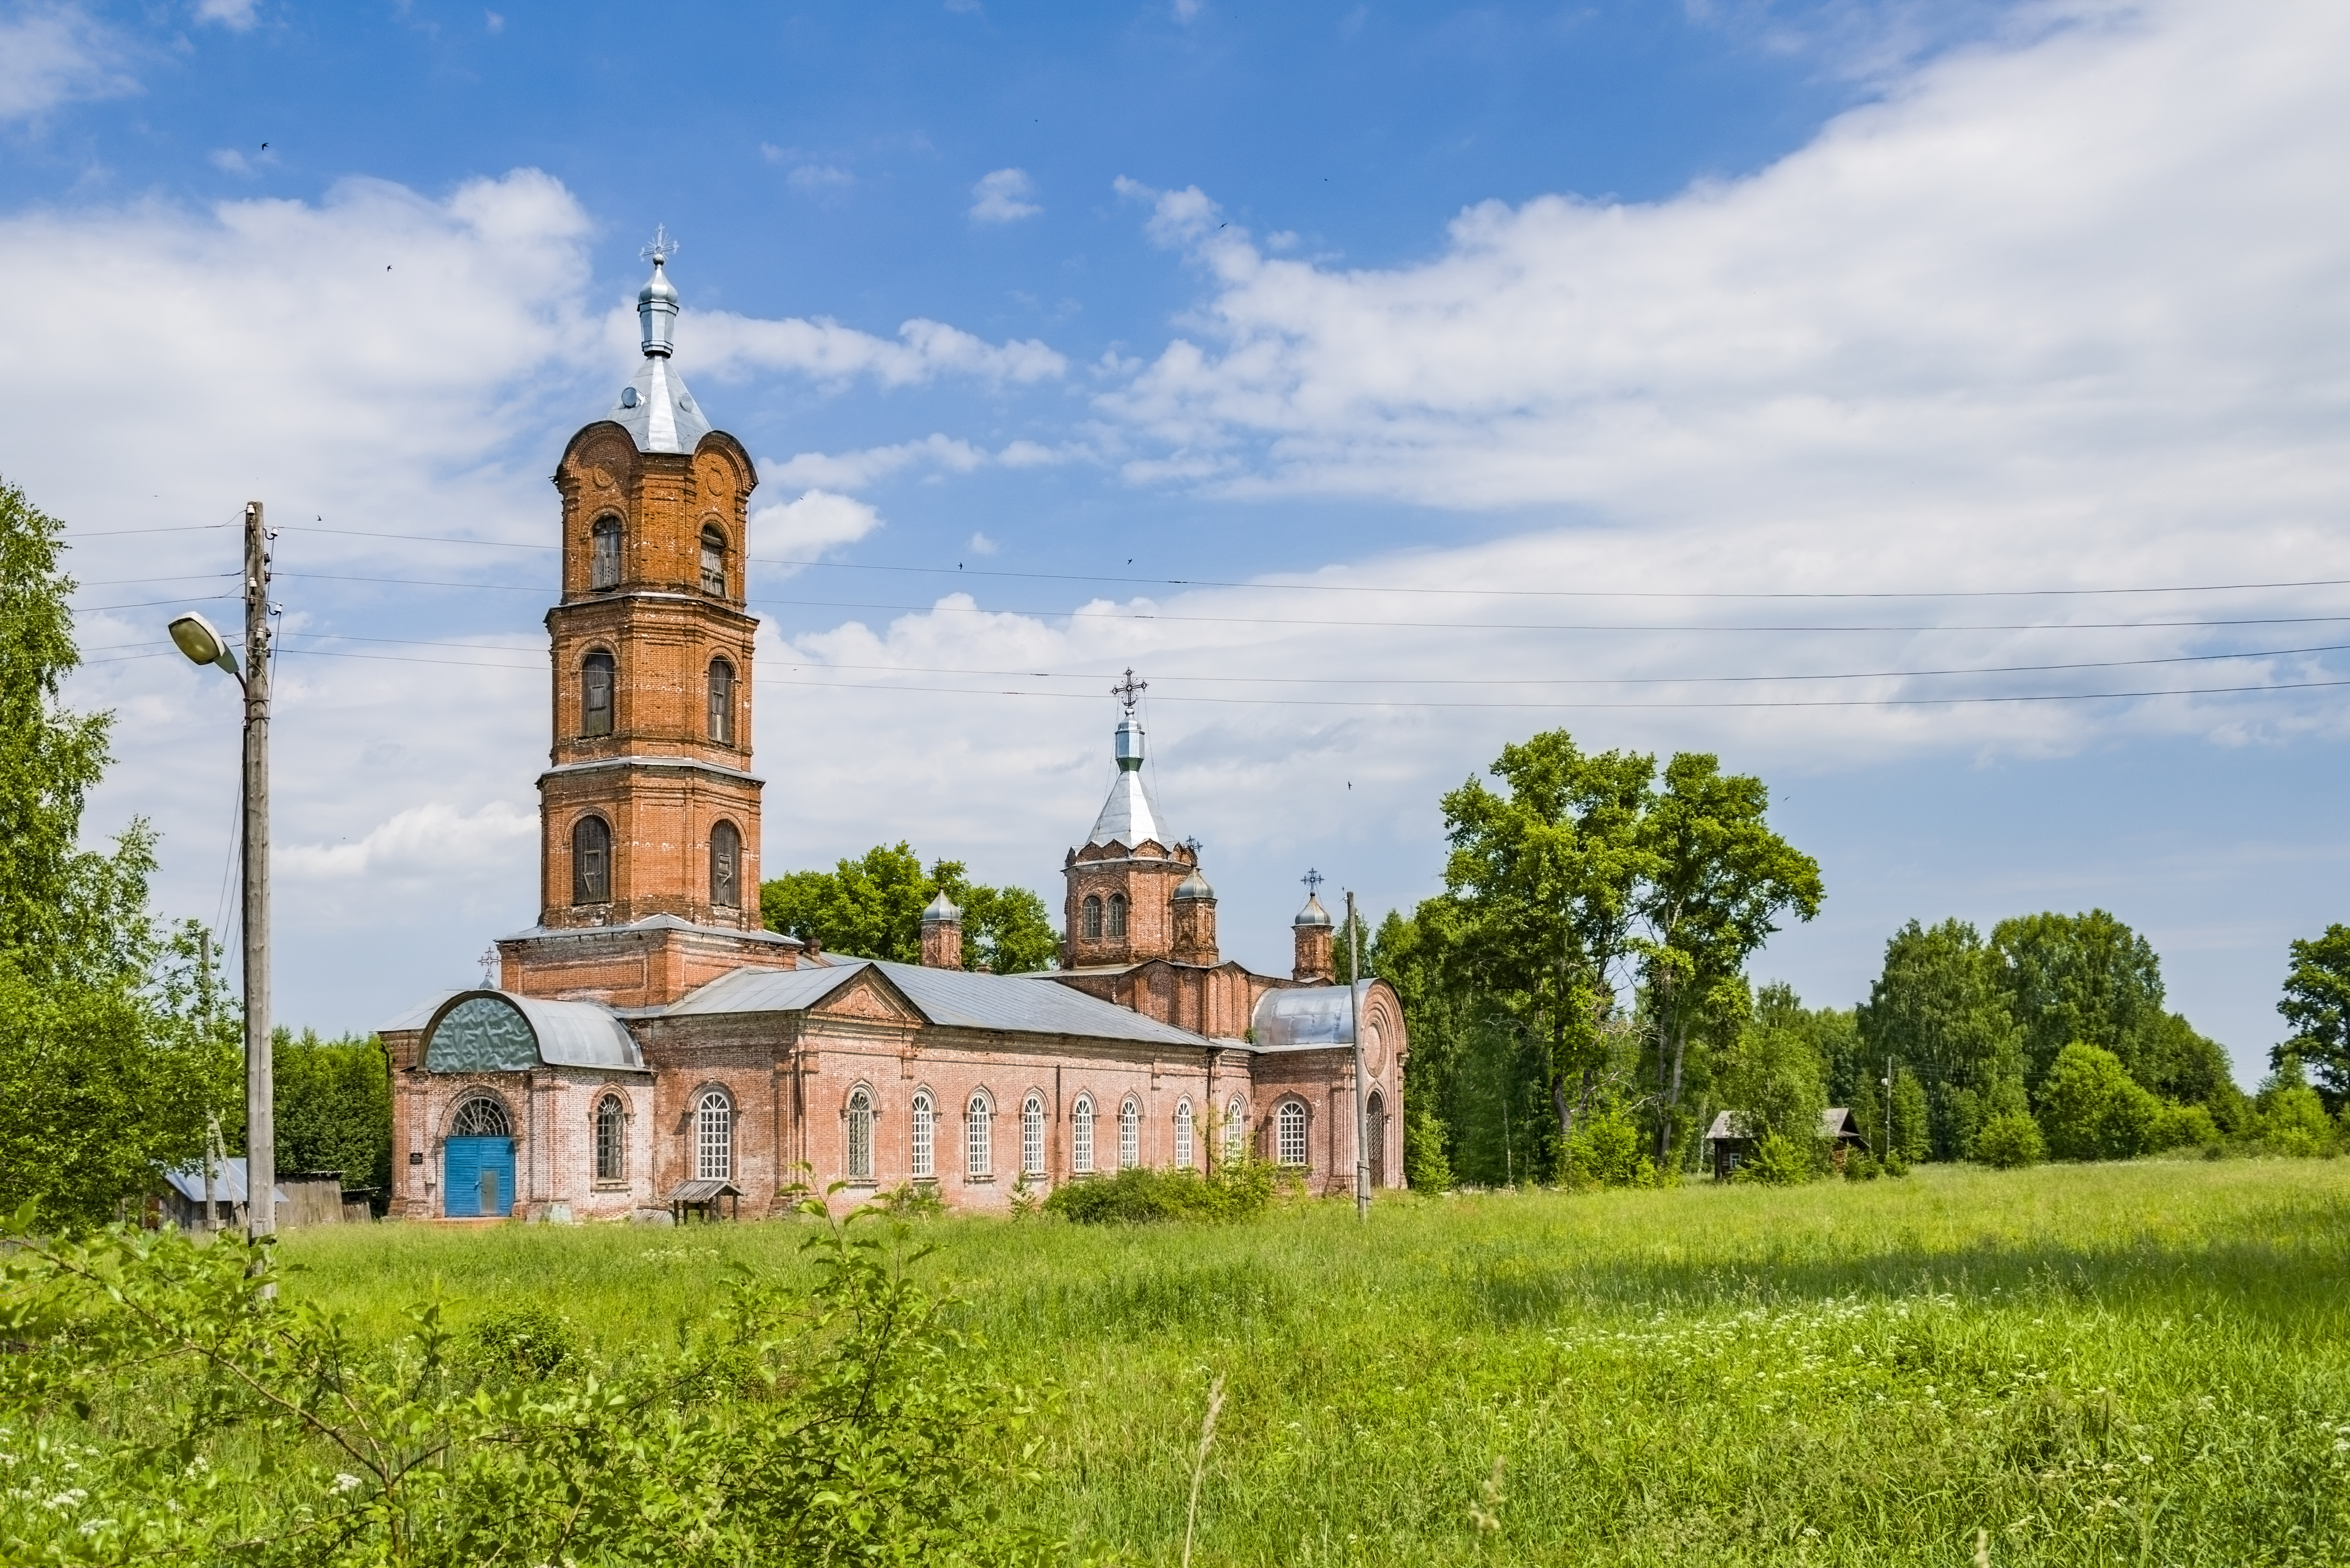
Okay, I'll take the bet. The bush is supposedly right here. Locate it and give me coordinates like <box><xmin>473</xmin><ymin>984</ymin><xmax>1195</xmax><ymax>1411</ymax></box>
<box><xmin>873</xmin><ymin>1181</ymin><xmax>948</xmax><ymax>1218</ymax></box>
<box><xmin>2257</xmin><ymin>1084</ymin><xmax>2336</xmax><ymax>1157</ymax></box>
<box><xmin>1403</xmin><ymin>1103</ymin><xmax>1453</xmax><ymax>1190</ymax></box>
<box><xmin>1970</xmin><ymin>1111</ymin><xmax>2047</xmax><ymax>1169</ymax></box>
<box><xmin>1564</xmin><ymin>1105</ymin><xmax>1662</xmax><ymax>1189</ymax></box>
<box><xmin>1043</xmin><ymin>1161</ymin><xmax>1281</xmax><ymax>1225</ymax></box>
<box><xmin>467</xmin><ymin>1303</ymin><xmax>577</xmax><ymax>1378</ymax></box>
<box><xmin>1734</xmin><ymin>1130</ymin><xmax>1818</xmax><ymax>1185</ymax></box>
<box><xmin>2149</xmin><ymin>1100</ymin><xmax>2223</xmax><ymax>1153</ymax></box>
<box><xmin>2036</xmin><ymin>1042</ymin><xmax>2161</xmax><ymax>1160</ymax></box>
<box><xmin>1843</xmin><ymin>1150</ymin><xmax>1883</xmax><ymax>1180</ymax></box>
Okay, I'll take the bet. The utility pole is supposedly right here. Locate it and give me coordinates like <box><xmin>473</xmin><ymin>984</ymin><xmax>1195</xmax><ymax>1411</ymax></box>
<box><xmin>242</xmin><ymin>502</ymin><xmax>275</xmax><ymax>1242</ymax></box>
<box><xmin>1882</xmin><ymin>1056</ymin><xmax>1895</xmax><ymax>1164</ymax></box>
<box><xmin>1346</xmin><ymin>890</ymin><xmax>1369</xmax><ymax>1220</ymax></box>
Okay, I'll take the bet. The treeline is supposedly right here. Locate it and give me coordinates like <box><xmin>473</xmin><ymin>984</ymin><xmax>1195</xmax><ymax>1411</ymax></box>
<box><xmin>760</xmin><ymin>841</ymin><xmax>1059</xmax><ymax>972</ymax></box>
<box><xmin>1375</xmin><ymin>728</ymin><xmax>2350</xmax><ymax>1186</ymax></box>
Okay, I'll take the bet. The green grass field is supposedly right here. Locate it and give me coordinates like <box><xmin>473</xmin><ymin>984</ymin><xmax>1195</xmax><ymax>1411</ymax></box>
<box><xmin>282</xmin><ymin>1160</ymin><xmax>2350</xmax><ymax>1566</ymax></box>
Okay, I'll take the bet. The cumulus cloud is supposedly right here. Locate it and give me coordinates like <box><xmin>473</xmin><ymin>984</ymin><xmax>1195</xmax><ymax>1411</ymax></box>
<box><xmin>762</xmin><ymin>433</ymin><xmax>1078</xmax><ymax>492</ymax></box>
<box><xmin>787</xmin><ymin>163</ymin><xmax>854</xmax><ymax>192</ymax></box>
<box><xmin>969</xmin><ymin>167</ymin><xmax>1041</xmax><ymax>223</ymax></box>
<box><xmin>754</xmin><ymin>490</ymin><xmax>884</xmax><ymax>567</ymax></box>
<box><xmin>689</xmin><ymin>310</ymin><xmax>1066</xmax><ymax>386</ymax></box>
<box><xmin>280</xmin><ymin>799</ymin><xmax>536</xmax><ymax>882</ymax></box>
<box><xmin>0</xmin><ymin>4</ymin><xmax>136</xmax><ymax>122</ymax></box>
<box><xmin>193</xmin><ymin>0</ymin><xmax>259</xmax><ymax>29</ymax></box>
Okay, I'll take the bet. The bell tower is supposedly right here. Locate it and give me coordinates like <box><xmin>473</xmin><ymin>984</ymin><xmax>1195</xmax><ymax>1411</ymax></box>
<box><xmin>501</xmin><ymin>235</ymin><xmax>799</xmax><ymax>1005</ymax></box>
<box><xmin>1061</xmin><ymin>672</ymin><xmax>1199</xmax><ymax>969</ymax></box>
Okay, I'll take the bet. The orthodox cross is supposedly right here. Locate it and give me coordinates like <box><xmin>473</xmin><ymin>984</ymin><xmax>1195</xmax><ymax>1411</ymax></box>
<box><xmin>1111</xmin><ymin>668</ymin><xmax>1148</xmax><ymax>714</ymax></box>
<box><xmin>1302</xmin><ymin>868</ymin><xmax>1324</xmax><ymax>897</ymax></box>
<box><xmin>641</xmin><ymin>224</ymin><xmax>679</xmax><ymax>263</ymax></box>
<box><xmin>1181</xmin><ymin>836</ymin><xmax>1203</xmax><ymax>859</ymax></box>
<box><xmin>478</xmin><ymin>945</ymin><xmax>500</xmax><ymax>988</ymax></box>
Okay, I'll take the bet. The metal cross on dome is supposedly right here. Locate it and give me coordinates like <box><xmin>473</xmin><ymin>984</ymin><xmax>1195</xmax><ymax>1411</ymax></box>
<box><xmin>641</xmin><ymin>224</ymin><xmax>680</xmax><ymax>264</ymax></box>
<box><xmin>1111</xmin><ymin>668</ymin><xmax>1148</xmax><ymax>714</ymax></box>
<box><xmin>477</xmin><ymin>945</ymin><xmax>500</xmax><ymax>988</ymax></box>
<box><xmin>1302</xmin><ymin>868</ymin><xmax>1324</xmax><ymax>897</ymax></box>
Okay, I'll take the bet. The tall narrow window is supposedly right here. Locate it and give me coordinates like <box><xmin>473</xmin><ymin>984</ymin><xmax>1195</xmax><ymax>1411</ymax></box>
<box><xmin>1022</xmin><ymin>1093</ymin><xmax>1046</xmax><ymax>1177</ymax></box>
<box><xmin>1082</xmin><ymin>895</ymin><xmax>1103</xmax><ymax>941</ymax></box>
<box><xmin>709</xmin><ymin>821</ymin><xmax>741</xmax><ymax>909</ymax></box>
<box><xmin>696</xmin><ymin>1090</ymin><xmax>733</xmax><ymax>1181</ymax></box>
<box><xmin>1107</xmin><ymin>893</ymin><xmax>1128</xmax><ymax>938</ymax></box>
<box><xmin>910</xmin><ymin>1091</ymin><xmax>936</xmax><ymax>1178</ymax></box>
<box><xmin>700</xmin><ymin>525</ymin><xmax>727</xmax><ymax>596</ymax></box>
<box><xmin>582</xmin><ymin>652</ymin><xmax>614</xmax><ymax>737</ymax></box>
<box><xmin>706</xmin><ymin>658</ymin><xmax>735</xmax><ymax>745</ymax></box>
<box><xmin>846</xmin><ymin>1087</ymin><xmax>874</xmax><ymax>1182</ymax></box>
<box><xmin>594</xmin><ymin>1093</ymin><xmax>626</xmax><ymax>1183</ymax></box>
<box><xmin>1119</xmin><ymin>1096</ymin><xmax>1141</xmax><ymax>1169</ymax></box>
<box><xmin>571</xmin><ymin>816</ymin><xmax>611</xmax><ymax>905</ymax></box>
<box><xmin>1224</xmin><ymin>1097</ymin><xmax>1246</xmax><ymax>1163</ymax></box>
<box><xmin>590</xmin><ymin>516</ymin><xmax>622</xmax><ymax>590</ymax></box>
<box><xmin>965</xmin><ymin>1092</ymin><xmax>992</xmax><ymax>1177</ymax></box>
<box><xmin>1071</xmin><ymin>1095</ymin><xmax>1095</xmax><ymax>1173</ymax></box>
<box><xmin>1277</xmin><ymin>1101</ymin><xmax>1308</xmax><ymax>1168</ymax></box>
<box><xmin>1175</xmin><ymin>1100</ymin><xmax>1195</xmax><ymax>1169</ymax></box>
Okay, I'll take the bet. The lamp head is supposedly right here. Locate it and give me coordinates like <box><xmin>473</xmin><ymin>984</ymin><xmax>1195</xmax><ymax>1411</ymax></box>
<box><xmin>168</xmin><ymin>613</ymin><xmax>240</xmax><ymax>675</ymax></box>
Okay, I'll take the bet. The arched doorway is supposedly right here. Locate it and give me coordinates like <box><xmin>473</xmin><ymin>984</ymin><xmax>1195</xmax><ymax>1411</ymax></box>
<box><xmin>1366</xmin><ymin>1090</ymin><xmax>1388</xmax><ymax>1189</ymax></box>
<box><xmin>444</xmin><ymin>1095</ymin><xmax>516</xmax><ymax>1217</ymax></box>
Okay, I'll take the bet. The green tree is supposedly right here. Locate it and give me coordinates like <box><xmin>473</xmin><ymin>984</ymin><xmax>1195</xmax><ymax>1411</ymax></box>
<box><xmin>1710</xmin><ymin>996</ymin><xmax>1831</xmax><ymax>1181</ymax></box>
<box><xmin>1971</xmin><ymin>1111</ymin><xmax>2046</xmax><ymax>1169</ymax></box>
<box><xmin>2035</xmin><ymin>1042</ymin><xmax>2161</xmax><ymax>1161</ymax></box>
<box><xmin>272</xmin><ymin>1029</ymin><xmax>393</xmax><ymax>1196</ymax></box>
<box><xmin>1634</xmin><ymin>754</ymin><xmax>1823</xmax><ymax>1170</ymax></box>
<box><xmin>760</xmin><ymin>842</ymin><xmax>1058</xmax><ymax>973</ymax></box>
<box><xmin>1857</xmin><ymin>920</ymin><xmax>2029</xmax><ymax>1160</ymax></box>
<box><xmin>0</xmin><ymin>477</ymin><xmax>238</xmax><ymax>1224</ymax></box>
<box><xmin>2254</xmin><ymin>1057</ymin><xmax>2337</xmax><ymax>1156</ymax></box>
<box><xmin>1991</xmin><ymin>910</ymin><xmax>2166</xmax><ymax>1088</ymax></box>
<box><xmin>1439</xmin><ymin>731</ymin><xmax>1656</xmax><ymax>1163</ymax></box>
<box><xmin>2276</xmin><ymin>924</ymin><xmax>2350</xmax><ymax>1111</ymax></box>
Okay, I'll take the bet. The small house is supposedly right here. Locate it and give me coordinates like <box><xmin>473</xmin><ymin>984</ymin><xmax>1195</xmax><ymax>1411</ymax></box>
<box><xmin>1704</xmin><ymin>1107</ymin><xmax>1870</xmax><ymax>1180</ymax></box>
<box><xmin>160</xmin><ymin>1159</ymin><xmax>357</xmax><ymax>1230</ymax></box>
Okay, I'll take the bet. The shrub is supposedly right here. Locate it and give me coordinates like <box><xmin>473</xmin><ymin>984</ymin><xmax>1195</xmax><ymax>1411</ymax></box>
<box><xmin>1043</xmin><ymin>1161</ymin><xmax>1281</xmax><ymax>1225</ymax></box>
<box><xmin>467</xmin><ymin>1303</ymin><xmax>577</xmax><ymax>1378</ymax></box>
<box><xmin>1735</xmin><ymin>1129</ymin><xmax>1816</xmax><ymax>1185</ymax></box>
<box><xmin>2149</xmin><ymin>1100</ymin><xmax>2223</xmax><ymax>1153</ymax></box>
<box><xmin>1843</xmin><ymin>1150</ymin><xmax>1883</xmax><ymax>1180</ymax></box>
<box><xmin>873</xmin><ymin>1181</ymin><xmax>948</xmax><ymax>1218</ymax></box>
<box><xmin>1970</xmin><ymin>1111</ymin><xmax>2047</xmax><ymax>1169</ymax></box>
<box><xmin>2257</xmin><ymin>1084</ymin><xmax>2336</xmax><ymax>1157</ymax></box>
<box><xmin>2035</xmin><ymin>1042</ymin><xmax>2161</xmax><ymax>1160</ymax></box>
<box><xmin>1403</xmin><ymin>1103</ymin><xmax>1453</xmax><ymax>1191</ymax></box>
<box><xmin>1565</xmin><ymin>1104</ymin><xmax>1663</xmax><ymax>1189</ymax></box>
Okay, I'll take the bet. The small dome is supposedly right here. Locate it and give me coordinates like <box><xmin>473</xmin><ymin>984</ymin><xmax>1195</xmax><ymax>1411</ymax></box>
<box><xmin>921</xmin><ymin>890</ymin><xmax>961</xmax><ymax>924</ymax></box>
<box><xmin>1174</xmin><ymin>868</ymin><xmax>1215</xmax><ymax>902</ymax></box>
<box><xmin>637</xmin><ymin>253</ymin><xmax>680</xmax><ymax>357</ymax></box>
<box><xmin>1293</xmin><ymin>892</ymin><xmax>1332</xmax><ymax>928</ymax></box>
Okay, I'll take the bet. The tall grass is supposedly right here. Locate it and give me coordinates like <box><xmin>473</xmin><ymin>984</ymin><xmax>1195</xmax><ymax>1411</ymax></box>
<box><xmin>279</xmin><ymin>1160</ymin><xmax>2350</xmax><ymax>1565</ymax></box>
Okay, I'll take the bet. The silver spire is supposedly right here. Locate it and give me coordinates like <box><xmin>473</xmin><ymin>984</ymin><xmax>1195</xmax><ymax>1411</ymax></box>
<box><xmin>637</xmin><ymin>228</ymin><xmax>680</xmax><ymax>357</ymax></box>
<box><xmin>604</xmin><ymin>228</ymin><xmax>712</xmax><ymax>455</ymax></box>
<box><xmin>1086</xmin><ymin>672</ymin><xmax>1168</xmax><ymax>848</ymax></box>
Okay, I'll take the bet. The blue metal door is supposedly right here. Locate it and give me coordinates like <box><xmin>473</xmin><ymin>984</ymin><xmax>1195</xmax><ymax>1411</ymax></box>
<box><xmin>444</xmin><ymin>1137</ymin><xmax>516</xmax><ymax>1217</ymax></box>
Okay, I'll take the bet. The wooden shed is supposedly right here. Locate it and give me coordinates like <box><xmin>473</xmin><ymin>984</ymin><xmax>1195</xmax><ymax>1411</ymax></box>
<box><xmin>1704</xmin><ymin>1107</ymin><xmax>1870</xmax><ymax>1180</ymax></box>
<box><xmin>159</xmin><ymin>1160</ymin><xmax>359</xmax><ymax>1230</ymax></box>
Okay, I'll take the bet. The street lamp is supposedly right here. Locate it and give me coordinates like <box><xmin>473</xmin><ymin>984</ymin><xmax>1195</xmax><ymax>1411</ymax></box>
<box><xmin>168</xmin><ymin>501</ymin><xmax>274</xmax><ymax>1243</ymax></box>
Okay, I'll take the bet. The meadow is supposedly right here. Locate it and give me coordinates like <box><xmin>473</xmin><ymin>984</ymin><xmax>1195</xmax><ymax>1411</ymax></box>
<box><xmin>271</xmin><ymin>1159</ymin><xmax>2350</xmax><ymax>1567</ymax></box>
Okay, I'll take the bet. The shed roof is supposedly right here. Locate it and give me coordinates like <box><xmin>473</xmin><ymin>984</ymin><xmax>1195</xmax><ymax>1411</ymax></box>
<box><xmin>665</xmin><ymin>1178</ymin><xmax>741</xmax><ymax>1203</ymax></box>
<box><xmin>161</xmin><ymin>1157</ymin><xmax>287</xmax><ymax>1206</ymax></box>
<box><xmin>1704</xmin><ymin>1108</ymin><xmax>1868</xmax><ymax>1144</ymax></box>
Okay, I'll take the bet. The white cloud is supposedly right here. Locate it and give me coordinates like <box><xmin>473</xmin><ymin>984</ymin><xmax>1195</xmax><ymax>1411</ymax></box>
<box><xmin>967</xmin><ymin>531</ymin><xmax>998</xmax><ymax>556</ymax></box>
<box><xmin>754</xmin><ymin>490</ymin><xmax>884</xmax><ymax>568</ymax></box>
<box><xmin>207</xmin><ymin>145</ymin><xmax>278</xmax><ymax>175</ymax></box>
<box><xmin>787</xmin><ymin>163</ymin><xmax>854</xmax><ymax>192</ymax></box>
<box><xmin>970</xmin><ymin>167</ymin><xmax>1042</xmax><ymax>224</ymax></box>
<box><xmin>485</xmin><ymin>10</ymin><xmax>504</xmax><ymax>34</ymax></box>
<box><xmin>0</xmin><ymin>4</ymin><xmax>136</xmax><ymax>122</ymax></box>
<box><xmin>193</xmin><ymin>0</ymin><xmax>260</xmax><ymax>29</ymax></box>
<box><xmin>762</xmin><ymin>433</ymin><xmax>1080</xmax><ymax>492</ymax></box>
<box><xmin>688</xmin><ymin>310</ymin><xmax>1066</xmax><ymax>386</ymax></box>
<box><xmin>280</xmin><ymin>799</ymin><xmax>536</xmax><ymax>882</ymax></box>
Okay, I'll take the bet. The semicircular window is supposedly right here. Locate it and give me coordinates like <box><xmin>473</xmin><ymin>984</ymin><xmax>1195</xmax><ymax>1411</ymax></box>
<box><xmin>452</xmin><ymin>1095</ymin><xmax>512</xmax><ymax>1137</ymax></box>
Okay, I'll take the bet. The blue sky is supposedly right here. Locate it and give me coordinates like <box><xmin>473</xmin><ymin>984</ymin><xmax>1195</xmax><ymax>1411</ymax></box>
<box><xmin>9</xmin><ymin>0</ymin><xmax>2348</xmax><ymax>1079</ymax></box>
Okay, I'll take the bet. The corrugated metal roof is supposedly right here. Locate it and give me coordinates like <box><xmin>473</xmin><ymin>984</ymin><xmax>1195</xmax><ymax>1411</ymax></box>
<box><xmin>1704</xmin><ymin>1108</ymin><xmax>1865</xmax><ymax>1143</ymax></box>
<box><xmin>161</xmin><ymin>1157</ymin><xmax>283</xmax><ymax>1206</ymax></box>
<box><xmin>380</xmin><ymin>991</ymin><xmax>458</xmax><ymax>1034</ymax></box>
<box><xmin>664</xmin><ymin>958</ymin><xmax>1211</xmax><ymax>1049</ymax></box>
<box><xmin>421</xmin><ymin>990</ymin><xmax>646</xmax><ymax>1073</ymax></box>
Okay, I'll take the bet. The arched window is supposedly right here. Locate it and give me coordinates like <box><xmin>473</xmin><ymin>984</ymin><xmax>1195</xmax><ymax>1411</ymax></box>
<box><xmin>1224</xmin><ymin>1096</ymin><xmax>1246</xmax><ymax>1163</ymax></box>
<box><xmin>1071</xmin><ymin>1095</ymin><xmax>1095</xmax><ymax>1174</ymax></box>
<box><xmin>910</xmin><ymin>1090</ymin><xmax>936</xmax><ymax>1179</ymax></box>
<box><xmin>965</xmin><ymin>1091</ymin><xmax>992</xmax><ymax>1177</ymax></box>
<box><xmin>582</xmin><ymin>651</ymin><xmax>614</xmax><ymax>737</ymax></box>
<box><xmin>700</xmin><ymin>524</ymin><xmax>727</xmax><ymax>596</ymax></box>
<box><xmin>1107</xmin><ymin>893</ymin><xmax>1128</xmax><ymax>938</ymax></box>
<box><xmin>846</xmin><ymin>1087</ymin><xmax>874</xmax><ymax>1182</ymax></box>
<box><xmin>695</xmin><ymin>1089</ymin><xmax>732</xmax><ymax>1181</ymax></box>
<box><xmin>1022</xmin><ymin>1093</ymin><xmax>1046</xmax><ymax>1177</ymax></box>
<box><xmin>452</xmin><ymin>1095</ymin><xmax>511</xmax><ymax>1137</ymax></box>
<box><xmin>1082</xmin><ymin>895</ymin><xmax>1103</xmax><ymax>941</ymax></box>
<box><xmin>707</xmin><ymin>657</ymin><xmax>735</xmax><ymax>745</ymax></box>
<box><xmin>571</xmin><ymin>815</ymin><xmax>612</xmax><ymax>905</ymax></box>
<box><xmin>1276</xmin><ymin>1101</ymin><xmax>1308</xmax><ymax>1168</ymax></box>
<box><xmin>709</xmin><ymin>820</ymin><xmax>741</xmax><ymax>909</ymax></box>
<box><xmin>1118</xmin><ymin>1095</ymin><xmax>1141</xmax><ymax>1169</ymax></box>
<box><xmin>1366</xmin><ymin>1089</ymin><xmax>1388</xmax><ymax>1189</ymax></box>
<box><xmin>1175</xmin><ymin>1099</ymin><xmax>1195</xmax><ymax>1169</ymax></box>
<box><xmin>590</xmin><ymin>515</ymin><xmax>622</xmax><ymax>590</ymax></box>
<box><xmin>594</xmin><ymin>1093</ymin><xmax>626</xmax><ymax>1183</ymax></box>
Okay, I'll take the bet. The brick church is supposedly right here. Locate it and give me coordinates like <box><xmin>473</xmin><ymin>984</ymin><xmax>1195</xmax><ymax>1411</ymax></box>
<box><xmin>380</xmin><ymin>249</ymin><xmax>1406</xmax><ymax>1221</ymax></box>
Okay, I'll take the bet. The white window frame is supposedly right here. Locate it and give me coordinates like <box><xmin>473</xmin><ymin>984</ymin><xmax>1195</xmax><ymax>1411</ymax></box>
<box><xmin>1276</xmin><ymin>1100</ymin><xmax>1308</xmax><ymax>1168</ymax></box>
<box><xmin>846</xmin><ymin>1086</ymin><xmax>874</xmax><ymax>1182</ymax></box>
<box><xmin>1119</xmin><ymin>1095</ymin><xmax>1141</xmax><ymax>1169</ymax></box>
<box><xmin>1022</xmin><ymin>1093</ymin><xmax>1046</xmax><ymax>1177</ymax></box>
<box><xmin>1174</xmin><ymin>1099</ymin><xmax>1195</xmax><ymax>1169</ymax></box>
<box><xmin>1071</xmin><ymin>1095</ymin><xmax>1094</xmax><ymax>1174</ymax></box>
<box><xmin>910</xmin><ymin>1090</ymin><xmax>935</xmax><ymax>1179</ymax></box>
<box><xmin>965</xmin><ymin>1090</ymin><xmax>993</xmax><ymax>1177</ymax></box>
<box><xmin>696</xmin><ymin>1090</ymin><xmax>733</xmax><ymax>1181</ymax></box>
<box><xmin>1224</xmin><ymin>1096</ymin><xmax>1246</xmax><ymax>1163</ymax></box>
